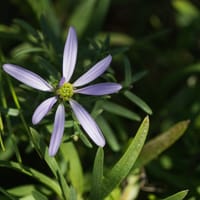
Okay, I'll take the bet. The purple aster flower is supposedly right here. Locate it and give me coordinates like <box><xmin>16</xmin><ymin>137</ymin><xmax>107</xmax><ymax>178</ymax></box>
<box><xmin>2</xmin><ymin>27</ymin><xmax>122</xmax><ymax>156</ymax></box>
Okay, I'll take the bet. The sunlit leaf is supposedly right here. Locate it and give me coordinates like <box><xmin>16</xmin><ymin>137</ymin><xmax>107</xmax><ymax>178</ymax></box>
<box><xmin>173</xmin><ymin>0</ymin><xmax>199</xmax><ymax>26</ymax></box>
<box><xmin>161</xmin><ymin>189</ymin><xmax>189</xmax><ymax>200</ymax></box>
<box><xmin>0</xmin><ymin>112</ymin><xmax>5</xmax><ymax>151</ymax></box>
<box><xmin>32</xmin><ymin>190</ymin><xmax>48</xmax><ymax>200</ymax></box>
<box><xmin>97</xmin><ymin>32</ymin><xmax>134</xmax><ymax>46</ymax></box>
<box><xmin>134</xmin><ymin>120</ymin><xmax>190</xmax><ymax>169</ymax></box>
<box><xmin>60</xmin><ymin>142</ymin><xmax>84</xmax><ymax>194</ymax></box>
<box><xmin>89</xmin><ymin>148</ymin><xmax>104</xmax><ymax>200</ymax></box>
<box><xmin>8</xmin><ymin>185</ymin><xmax>37</xmax><ymax>197</ymax></box>
<box><xmin>101</xmin><ymin>116</ymin><xmax>149</xmax><ymax>198</ymax></box>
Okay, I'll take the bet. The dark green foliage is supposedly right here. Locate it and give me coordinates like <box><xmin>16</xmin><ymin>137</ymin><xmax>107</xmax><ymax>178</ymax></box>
<box><xmin>0</xmin><ymin>0</ymin><xmax>199</xmax><ymax>199</ymax></box>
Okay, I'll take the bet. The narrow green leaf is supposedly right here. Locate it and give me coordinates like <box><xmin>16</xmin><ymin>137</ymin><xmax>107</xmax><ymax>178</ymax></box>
<box><xmin>97</xmin><ymin>116</ymin><xmax>120</xmax><ymax>152</ymax></box>
<box><xmin>78</xmin><ymin>131</ymin><xmax>93</xmax><ymax>148</ymax></box>
<box><xmin>32</xmin><ymin>190</ymin><xmax>48</xmax><ymax>200</ymax></box>
<box><xmin>0</xmin><ymin>24</ymin><xmax>20</xmax><ymax>39</ymax></box>
<box><xmin>60</xmin><ymin>142</ymin><xmax>84</xmax><ymax>194</ymax></box>
<box><xmin>97</xmin><ymin>32</ymin><xmax>134</xmax><ymax>46</ymax></box>
<box><xmin>0</xmin><ymin>112</ymin><xmax>5</xmax><ymax>151</ymax></box>
<box><xmin>124</xmin><ymin>90</ymin><xmax>153</xmax><ymax>115</ymax></box>
<box><xmin>29</xmin><ymin>127</ymin><xmax>70</xmax><ymax>199</ymax></box>
<box><xmin>12</xmin><ymin>44</ymin><xmax>44</xmax><ymax>58</ymax></box>
<box><xmin>90</xmin><ymin>148</ymin><xmax>104</xmax><ymax>200</ymax></box>
<box><xmin>13</xmin><ymin>19</ymin><xmax>39</xmax><ymax>39</ymax></box>
<box><xmin>161</xmin><ymin>190</ymin><xmax>189</xmax><ymax>200</ymax></box>
<box><xmin>8</xmin><ymin>185</ymin><xmax>36</xmax><ymax>197</ymax></box>
<box><xmin>134</xmin><ymin>120</ymin><xmax>190</xmax><ymax>169</ymax></box>
<box><xmin>132</xmin><ymin>70</ymin><xmax>148</xmax><ymax>84</ymax></box>
<box><xmin>102</xmin><ymin>101</ymin><xmax>141</xmax><ymax>121</ymax></box>
<box><xmin>73</xmin><ymin>122</ymin><xmax>93</xmax><ymax>148</ymax></box>
<box><xmin>0</xmin><ymin>112</ymin><xmax>4</xmax><ymax>133</ymax></box>
<box><xmin>173</xmin><ymin>0</ymin><xmax>199</xmax><ymax>26</ymax></box>
<box><xmin>68</xmin><ymin>0</ymin><xmax>97</xmax><ymax>36</ymax></box>
<box><xmin>10</xmin><ymin>134</ymin><xmax>22</xmax><ymax>163</ymax></box>
<box><xmin>40</xmin><ymin>16</ymin><xmax>61</xmax><ymax>52</ymax></box>
<box><xmin>0</xmin><ymin>187</ymin><xmax>17</xmax><ymax>200</ymax></box>
<box><xmin>0</xmin><ymin>161</ymin><xmax>62</xmax><ymax>198</ymax></box>
<box><xmin>101</xmin><ymin>116</ymin><xmax>149</xmax><ymax>198</ymax></box>
<box><xmin>123</xmin><ymin>57</ymin><xmax>133</xmax><ymax>87</ymax></box>
<box><xmin>27</xmin><ymin>0</ymin><xmax>60</xmax><ymax>36</ymax></box>
<box><xmin>86</xmin><ymin>0</ymin><xmax>111</xmax><ymax>36</ymax></box>
<box><xmin>69</xmin><ymin>187</ymin><xmax>77</xmax><ymax>200</ymax></box>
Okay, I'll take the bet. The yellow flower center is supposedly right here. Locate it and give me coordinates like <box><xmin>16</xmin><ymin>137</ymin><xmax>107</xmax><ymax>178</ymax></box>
<box><xmin>56</xmin><ymin>83</ymin><xmax>74</xmax><ymax>101</ymax></box>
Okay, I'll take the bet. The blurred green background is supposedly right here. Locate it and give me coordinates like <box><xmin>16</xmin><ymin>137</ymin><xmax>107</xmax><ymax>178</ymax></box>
<box><xmin>0</xmin><ymin>0</ymin><xmax>200</xmax><ymax>199</ymax></box>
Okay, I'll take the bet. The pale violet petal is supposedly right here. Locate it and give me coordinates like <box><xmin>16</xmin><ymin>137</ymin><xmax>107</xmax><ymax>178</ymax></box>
<box><xmin>73</xmin><ymin>55</ymin><xmax>112</xmax><ymax>87</ymax></box>
<box><xmin>49</xmin><ymin>104</ymin><xmax>65</xmax><ymax>156</ymax></box>
<box><xmin>69</xmin><ymin>99</ymin><xmax>105</xmax><ymax>147</ymax></box>
<box><xmin>59</xmin><ymin>77</ymin><xmax>66</xmax><ymax>86</ymax></box>
<box><xmin>3</xmin><ymin>64</ymin><xmax>53</xmax><ymax>91</ymax></box>
<box><xmin>32</xmin><ymin>96</ymin><xmax>57</xmax><ymax>125</ymax></box>
<box><xmin>62</xmin><ymin>26</ymin><xmax>78</xmax><ymax>82</ymax></box>
<box><xmin>74</xmin><ymin>83</ymin><xmax>122</xmax><ymax>96</ymax></box>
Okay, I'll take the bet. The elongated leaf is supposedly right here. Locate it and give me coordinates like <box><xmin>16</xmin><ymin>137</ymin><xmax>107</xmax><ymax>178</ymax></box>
<box><xmin>97</xmin><ymin>32</ymin><xmax>134</xmax><ymax>46</ymax></box>
<box><xmin>161</xmin><ymin>190</ymin><xmax>189</xmax><ymax>200</ymax></box>
<box><xmin>73</xmin><ymin>122</ymin><xmax>93</xmax><ymax>148</ymax></box>
<box><xmin>90</xmin><ymin>148</ymin><xmax>104</xmax><ymax>200</ymax></box>
<box><xmin>102</xmin><ymin>101</ymin><xmax>141</xmax><ymax>121</ymax></box>
<box><xmin>14</xmin><ymin>19</ymin><xmax>39</xmax><ymax>39</ymax></box>
<box><xmin>0</xmin><ymin>187</ymin><xmax>17</xmax><ymax>200</ymax></box>
<box><xmin>123</xmin><ymin>57</ymin><xmax>132</xmax><ymax>87</ymax></box>
<box><xmin>20</xmin><ymin>191</ymin><xmax>48</xmax><ymax>200</ymax></box>
<box><xmin>101</xmin><ymin>116</ymin><xmax>149</xmax><ymax>198</ymax></box>
<box><xmin>0</xmin><ymin>112</ymin><xmax>4</xmax><ymax>133</ymax></box>
<box><xmin>69</xmin><ymin>187</ymin><xmax>77</xmax><ymax>200</ymax></box>
<box><xmin>68</xmin><ymin>0</ymin><xmax>97</xmax><ymax>36</ymax></box>
<box><xmin>97</xmin><ymin>116</ymin><xmax>120</xmax><ymax>152</ymax></box>
<box><xmin>0</xmin><ymin>161</ymin><xmax>61</xmax><ymax>198</ymax></box>
<box><xmin>87</xmin><ymin>0</ymin><xmax>111</xmax><ymax>36</ymax></box>
<box><xmin>60</xmin><ymin>142</ymin><xmax>84</xmax><ymax>194</ymax></box>
<box><xmin>173</xmin><ymin>0</ymin><xmax>199</xmax><ymax>26</ymax></box>
<box><xmin>134</xmin><ymin>120</ymin><xmax>190</xmax><ymax>169</ymax></box>
<box><xmin>0</xmin><ymin>24</ymin><xmax>20</xmax><ymax>39</ymax></box>
<box><xmin>12</xmin><ymin>45</ymin><xmax>44</xmax><ymax>58</ymax></box>
<box><xmin>40</xmin><ymin>16</ymin><xmax>61</xmax><ymax>52</ymax></box>
<box><xmin>8</xmin><ymin>185</ymin><xmax>36</xmax><ymax>197</ymax></box>
<box><xmin>124</xmin><ymin>91</ymin><xmax>152</xmax><ymax>115</ymax></box>
<box><xmin>32</xmin><ymin>190</ymin><xmax>48</xmax><ymax>200</ymax></box>
<box><xmin>27</xmin><ymin>0</ymin><xmax>60</xmax><ymax>36</ymax></box>
<box><xmin>0</xmin><ymin>112</ymin><xmax>5</xmax><ymax>151</ymax></box>
<box><xmin>132</xmin><ymin>70</ymin><xmax>148</xmax><ymax>84</ymax></box>
<box><xmin>29</xmin><ymin>127</ymin><xmax>70</xmax><ymax>199</ymax></box>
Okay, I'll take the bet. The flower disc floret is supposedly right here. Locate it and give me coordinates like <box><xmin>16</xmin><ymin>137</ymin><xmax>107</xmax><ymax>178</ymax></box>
<box><xmin>57</xmin><ymin>82</ymin><xmax>74</xmax><ymax>101</ymax></box>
